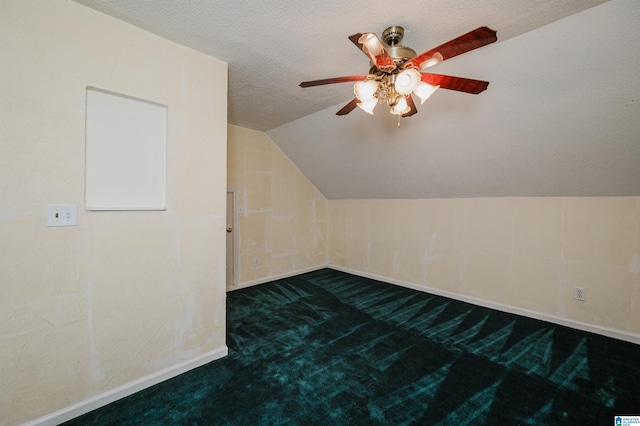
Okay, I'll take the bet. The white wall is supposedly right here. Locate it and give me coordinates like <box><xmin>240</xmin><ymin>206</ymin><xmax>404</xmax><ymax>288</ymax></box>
<box><xmin>0</xmin><ymin>1</ymin><xmax>228</xmax><ymax>424</ymax></box>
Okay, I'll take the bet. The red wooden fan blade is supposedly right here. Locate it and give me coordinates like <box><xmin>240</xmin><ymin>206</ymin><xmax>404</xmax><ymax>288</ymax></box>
<box><xmin>348</xmin><ymin>33</ymin><xmax>396</xmax><ymax>72</ymax></box>
<box><xmin>405</xmin><ymin>26</ymin><xmax>497</xmax><ymax>70</ymax></box>
<box><xmin>402</xmin><ymin>95</ymin><xmax>418</xmax><ymax>117</ymax></box>
<box><xmin>420</xmin><ymin>73</ymin><xmax>489</xmax><ymax>94</ymax></box>
<box><xmin>300</xmin><ymin>75</ymin><xmax>369</xmax><ymax>88</ymax></box>
<box><xmin>336</xmin><ymin>98</ymin><xmax>359</xmax><ymax>116</ymax></box>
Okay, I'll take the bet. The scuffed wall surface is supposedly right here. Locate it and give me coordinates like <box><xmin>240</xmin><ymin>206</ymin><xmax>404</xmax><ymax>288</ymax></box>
<box><xmin>227</xmin><ymin>125</ymin><xmax>327</xmax><ymax>285</ymax></box>
<box><xmin>0</xmin><ymin>1</ymin><xmax>227</xmax><ymax>424</ymax></box>
<box><xmin>329</xmin><ymin>198</ymin><xmax>640</xmax><ymax>335</ymax></box>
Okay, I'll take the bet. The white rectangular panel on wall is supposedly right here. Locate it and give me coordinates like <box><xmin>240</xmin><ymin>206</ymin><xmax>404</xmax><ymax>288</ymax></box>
<box><xmin>85</xmin><ymin>87</ymin><xmax>167</xmax><ymax>210</ymax></box>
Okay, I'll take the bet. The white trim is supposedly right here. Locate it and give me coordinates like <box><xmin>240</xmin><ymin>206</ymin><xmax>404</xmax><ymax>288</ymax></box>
<box><xmin>226</xmin><ymin>264</ymin><xmax>328</xmax><ymax>292</ymax></box>
<box><xmin>23</xmin><ymin>346</ymin><xmax>228</xmax><ymax>426</ymax></box>
<box><xmin>329</xmin><ymin>265</ymin><xmax>640</xmax><ymax>345</ymax></box>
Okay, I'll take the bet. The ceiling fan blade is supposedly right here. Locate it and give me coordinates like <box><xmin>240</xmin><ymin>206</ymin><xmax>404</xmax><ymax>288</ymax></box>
<box><xmin>421</xmin><ymin>73</ymin><xmax>489</xmax><ymax>94</ymax></box>
<box><xmin>405</xmin><ymin>26</ymin><xmax>497</xmax><ymax>70</ymax></box>
<box><xmin>402</xmin><ymin>95</ymin><xmax>418</xmax><ymax>117</ymax></box>
<box><xmin>336</xmin><ymin>98</ymin><xmax>359</xmax><ymax>116</ymax></box>
<box><xmin>348</xmin><ymin>32</ymin><xmax>396</xmax><ymax>72</ymax></box>
<box><xmin>300</xmin><ymin>75</ymin><xmax>369</xmax><ymax>88</ymax></box>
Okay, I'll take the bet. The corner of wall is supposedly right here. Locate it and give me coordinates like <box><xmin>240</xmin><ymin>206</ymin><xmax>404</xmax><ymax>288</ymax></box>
<box><xmin>227</xmin><ymin>125</ymin><xmax>328</xmax><ymax>287</ymax></box>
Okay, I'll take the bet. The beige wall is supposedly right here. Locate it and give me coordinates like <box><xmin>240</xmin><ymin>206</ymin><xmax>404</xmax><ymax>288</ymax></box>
<box><xmin>329</xmin><ymin>198</ymin><xmax>640</xmax><ymax>337</ymax></box>
<box><xmin>227</xmin><ymin>125</ymin><xmax>327</xmax><ymax>285</ymax></box>
<box><xmin>0</xmin><ymin>2</ymin><xmax>636</xmax><ymax>424</ymax></box>
<box><xmin>0</xmin><ymin>2</ymin><xmax>228</xmax><ymax>425</ymax></box>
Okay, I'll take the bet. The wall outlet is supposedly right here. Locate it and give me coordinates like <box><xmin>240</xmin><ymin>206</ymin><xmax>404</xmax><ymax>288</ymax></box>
<box><xmin>574</xmin><ymin>287</ymin><xmax>586</xmax><ymax>301</ymax></box>
<box><xmin>253</xmin><ymin>257</ymin><xmax>259</xmax><ymax>267</ymax></box>
<box><xmin>47</xmin><ymin>204</ymin><xmax>78</xmax><ymax>227</ymax></box>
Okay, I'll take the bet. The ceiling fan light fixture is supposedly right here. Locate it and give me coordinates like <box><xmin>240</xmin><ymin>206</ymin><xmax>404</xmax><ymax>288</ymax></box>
<box><xmin>421</xmin><ymin>52</ymin><xmax>444</xmax><ymax>69</ymax></box>
<box><xmin>354</xmin><ymin>80</ymin><xmax>379</xmax><ymax>102</ymax></box>
<box><xmin>395</xmin><ymin>69</ymin><xmax>421</xmax><ymax>95</ymax></box>
<box><xmin>359</xmin><ymin>33</ymin><xmax>384</xmax><ymax>57</ymax></box>
<box><xmin>414</xmin><ymin>82</ymin><xmax>439</xmax><ymax>104</ymax></box>
<box><xmin>390</xmin><ymin>96</ymin><xmax>410</xmax><ymax>115</ymax></box>
<box><xmin>357</xmin><ymin>98</ymin><xmax>378</xmax><ymax>114</ymax></box>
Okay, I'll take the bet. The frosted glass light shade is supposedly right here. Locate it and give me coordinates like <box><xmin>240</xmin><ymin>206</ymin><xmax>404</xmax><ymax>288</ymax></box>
<box><xmin>395</xmin><ymin>69</ymin><xmax>421</xmax><ymax>95</ymax></box>
<box><xmin>357</xmin><ymin>98</ymin><xmax>377</xmax><ymax>114</ymax></box>
<box><xmin>390</xmin><ymin>96</ymin><xmax>410</xmax><ymax>115</ymax></box>
<box><xmin>414</xmin><ymin>83</ymin><xmax>439</xmax><ymax>104</ymax></box>
<box><xmin>354</xmin><ymin>80</ymin><xmax>379</xmax><ymax>102</ymax></box>
<box><xmin>421</xmin><ymin>52</ymin><xmax>444</xmax><ymax>69</ymax></box>
<box><xmin>359</xmin><ymin>33</ymin><xmax>383</xmax><ymax>57</ymax></box>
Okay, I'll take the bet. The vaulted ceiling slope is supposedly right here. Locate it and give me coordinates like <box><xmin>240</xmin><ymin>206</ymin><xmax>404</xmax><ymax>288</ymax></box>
<box><xmin>268</xmin><ymin>0</ymin><xmax>640</xmax><ymax>199</ymax></box>
<box><xmin>73</xmin><ymin>0</ymin><xmax>639</xmax><ymax>199</ymax></box>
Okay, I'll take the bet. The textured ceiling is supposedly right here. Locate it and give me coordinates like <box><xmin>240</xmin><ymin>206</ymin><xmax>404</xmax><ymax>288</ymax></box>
<box><xmin>73</xmin><ymin>0</ymin><xmax>608</xmax><ymax>131</ymax></box>
<box><xmin>73</xmin><ymin>0</ymin><xmax>639</xmax><ymax>199</ymax></box>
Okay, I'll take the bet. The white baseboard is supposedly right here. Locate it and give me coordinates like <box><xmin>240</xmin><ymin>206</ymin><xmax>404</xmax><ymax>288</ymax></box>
<box><xmin>24</xmin><ymin>346</ymin><xmax>228</xmax><ymax>426</ymax></box>
<box><xmin>226</xmin><ymin>264</ymin><xmax>328</xmax><ymax>292</ymax></box>
<box><xmin>329</xmin><ymin>265</ymin><xmax>640</xmax><ymax>345</ymax></box>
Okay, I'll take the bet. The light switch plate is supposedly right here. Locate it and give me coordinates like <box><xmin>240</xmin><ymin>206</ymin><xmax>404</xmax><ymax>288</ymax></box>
<box><xmin>47</xmin><ymin>204</ymin><xmax>78</xmax><ymax>227</ymax></box>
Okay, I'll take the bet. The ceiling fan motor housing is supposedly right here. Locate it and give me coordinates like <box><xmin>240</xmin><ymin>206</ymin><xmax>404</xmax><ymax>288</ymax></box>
<box><xmin>382</xmin><ymin>26</ymin><xmax>404</xmax><ymax>45</ymax></box>
<box><xmin>381</xmin><ymin>26</ymin><xmax>417</xmax><ymax>63</ymax></box>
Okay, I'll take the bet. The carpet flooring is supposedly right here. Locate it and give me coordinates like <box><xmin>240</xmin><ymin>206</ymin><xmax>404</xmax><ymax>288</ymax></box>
<box><xmin>64</xmin><ymin>268</ymin><xmax>640</xmax><ymax>425</ymax></box>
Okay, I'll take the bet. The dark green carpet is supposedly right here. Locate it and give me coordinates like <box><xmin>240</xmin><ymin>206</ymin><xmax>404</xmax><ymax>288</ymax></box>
<box><xmin>64</xmin><ymin>268</ymin><xmax>640</xmax><ymax>425</ymax></box>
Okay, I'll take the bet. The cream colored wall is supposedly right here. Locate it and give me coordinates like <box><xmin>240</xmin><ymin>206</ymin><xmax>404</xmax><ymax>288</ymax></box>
<box><xmin>329</xmin><ymin>197</ymin><xmax>640</xmax><ymax>337</ymax></box>
<box><xmin>227</xmin><ymin>125</ymin><xmax>327</xmax><ymax>285</ymax></box>
<box><xmin>0</xmin><ymin>2</ymin><xmax>227</xmax><ymax>425</ymax></box>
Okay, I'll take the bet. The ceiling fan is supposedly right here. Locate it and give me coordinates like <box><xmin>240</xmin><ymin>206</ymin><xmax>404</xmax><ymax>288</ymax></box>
<box><xmin>300</xmin><ymin>26</ymin><xmax>497</xmax><ymax>120</ymax></box>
